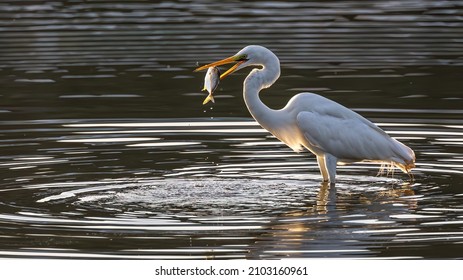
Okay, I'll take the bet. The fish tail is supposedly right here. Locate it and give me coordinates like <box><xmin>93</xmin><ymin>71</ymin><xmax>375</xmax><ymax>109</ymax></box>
<box><xmin>202</xmin><ymin>94</ymin><xmax>215</xmax><ymax>105</ymax></box>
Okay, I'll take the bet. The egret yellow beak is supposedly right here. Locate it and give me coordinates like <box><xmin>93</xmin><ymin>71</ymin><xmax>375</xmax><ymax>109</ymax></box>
<box><xmin>194</xmin><ymin>55</ymin><xmax>247</xmax><ymax>80</ymax></box>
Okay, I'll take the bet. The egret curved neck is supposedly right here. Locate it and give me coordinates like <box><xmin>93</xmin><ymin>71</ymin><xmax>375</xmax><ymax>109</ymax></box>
<box><xmin>243</xmin><ymin>64</ymin><xmax>280</xmax><ymax>126</ymax></box>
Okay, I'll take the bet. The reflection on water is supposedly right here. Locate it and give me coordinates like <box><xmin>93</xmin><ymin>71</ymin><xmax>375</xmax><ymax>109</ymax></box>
<box><xmin>0</xmin><ymin>117</ymin><xmax>462</xmax><ymax>259</ymax></box>
<box><xmin>0</xmin><ymin>0</ymin><xmax>463</xmax><ymax>259</ymax></box>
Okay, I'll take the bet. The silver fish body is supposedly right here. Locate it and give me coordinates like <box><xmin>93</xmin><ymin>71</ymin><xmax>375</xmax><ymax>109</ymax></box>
<box><xmin>202</xmin><ymin>66</ymin><xmax>220</xmax><ymax>104</ymax></box>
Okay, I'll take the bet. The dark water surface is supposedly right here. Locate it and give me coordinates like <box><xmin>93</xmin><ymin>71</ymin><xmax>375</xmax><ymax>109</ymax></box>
<box><xmin>1</xmin><ymin>1</ymin><xmax>462</xmax><ymax>259</ymax></box>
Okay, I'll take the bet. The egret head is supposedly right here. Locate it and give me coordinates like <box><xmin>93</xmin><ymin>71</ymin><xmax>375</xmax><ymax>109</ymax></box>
<box><xmin>194</xmin><ymin>45</ymin><xmax>278</xmax><ymax>79</ymax></box>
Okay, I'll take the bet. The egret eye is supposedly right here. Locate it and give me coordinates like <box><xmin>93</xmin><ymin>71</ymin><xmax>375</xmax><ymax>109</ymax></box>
<box><xmin>236</xmin><ymin>54</ymin><xmax>248</xmax><ymax>61</ymax></box>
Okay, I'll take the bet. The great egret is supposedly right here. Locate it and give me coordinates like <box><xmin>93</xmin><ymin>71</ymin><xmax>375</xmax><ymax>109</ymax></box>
<box><xmin>195</xmin><ymin>45</ymin><xmax>415</xmax><ymax>183</ymax></box>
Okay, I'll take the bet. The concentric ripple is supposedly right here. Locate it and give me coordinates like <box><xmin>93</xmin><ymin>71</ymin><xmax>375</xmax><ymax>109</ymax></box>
<box><xmin>0</xmin><ymin>115</ymin><xmax>462</xmax><ymax>259</ymax></box>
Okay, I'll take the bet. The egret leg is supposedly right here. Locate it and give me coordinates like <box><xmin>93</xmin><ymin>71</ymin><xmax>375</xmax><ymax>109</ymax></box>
<box><xmin>316</xmin><ymin>156</ymin><xmax>329</xmax><ymax>182</ymax></box>
<box><xmin>324</xmin><ymin>153</ymin><xmax>337</xmax><ymax>183</ymax></box>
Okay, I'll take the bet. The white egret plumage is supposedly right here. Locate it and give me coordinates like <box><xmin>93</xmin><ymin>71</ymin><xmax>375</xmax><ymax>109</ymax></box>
<box><xmin>195</xmin><ymin>45</ymin><xmax>415</xmax><ymax>183</ymax></box>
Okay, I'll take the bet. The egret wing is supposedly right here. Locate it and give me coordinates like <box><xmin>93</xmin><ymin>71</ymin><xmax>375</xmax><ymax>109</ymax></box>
<box><xmin>296</xmin><ymin>109</ymin><xmax>395</xmax><ymax>162</ymax></box>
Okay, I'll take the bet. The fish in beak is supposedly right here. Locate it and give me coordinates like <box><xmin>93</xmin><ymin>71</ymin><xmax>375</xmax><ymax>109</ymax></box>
<box><xmin>194</xmin><ymin>54</ymin><xmax>248</xmax><ymax>105</ymax></box>
<box><xmin>201</xmin><ymin>67</ymin><xmax>220</xmax><ymax>105</ymax></box>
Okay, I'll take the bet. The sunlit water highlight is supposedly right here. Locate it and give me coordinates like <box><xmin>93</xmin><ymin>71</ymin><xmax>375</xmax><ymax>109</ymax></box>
<box><xmin>0</xmin><ymin>116</ymin><xmax>462</xmax><ymax>259</ymax></box>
